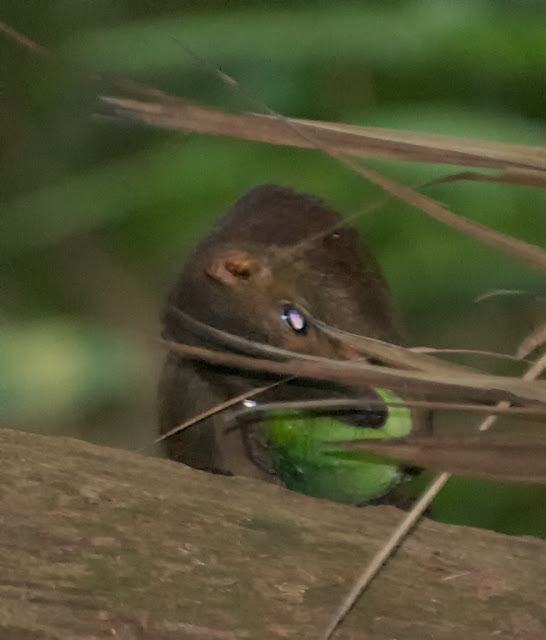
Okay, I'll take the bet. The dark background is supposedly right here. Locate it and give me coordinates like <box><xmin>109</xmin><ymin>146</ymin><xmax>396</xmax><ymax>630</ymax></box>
<box><xmin>1</xmin><ymin>0</ymin><xmax>545</xmax><ymax>536</ymax></box>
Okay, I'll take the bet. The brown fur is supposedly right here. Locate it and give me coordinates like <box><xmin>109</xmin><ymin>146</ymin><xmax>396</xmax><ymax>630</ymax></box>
<box><xmin>158</xmin><ymin>184</ymin><xmax>418</xmax><ymax>479</ymax></box>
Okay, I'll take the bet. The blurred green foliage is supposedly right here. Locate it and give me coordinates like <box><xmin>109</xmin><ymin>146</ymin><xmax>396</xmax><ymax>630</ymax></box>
<box><xmin>1</xmin><ymin>0</ymin><xmax>545</xmax><ymax>536</ymax></box>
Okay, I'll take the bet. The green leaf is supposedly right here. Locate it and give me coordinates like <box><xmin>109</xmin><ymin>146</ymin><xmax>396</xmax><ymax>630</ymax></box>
<box><xmin>262</xmin><ymin>388</ymin><xmax>413</xmax><ymax>505</ymax></box>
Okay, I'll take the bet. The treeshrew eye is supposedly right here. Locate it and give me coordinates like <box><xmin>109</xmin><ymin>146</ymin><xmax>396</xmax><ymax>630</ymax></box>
<box><xmin>281</xmin><ymin>304</ymin><xmax>308</xmax><ymax>335</ymax></box>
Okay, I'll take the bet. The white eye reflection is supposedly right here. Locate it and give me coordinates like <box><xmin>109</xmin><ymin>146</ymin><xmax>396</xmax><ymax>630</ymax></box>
<box><xmin>281</xmin><ymin>304</ymin><xmax>308</xmax><ymax>334</ymax></box>
<box><xmin>242</xmin><ymin>399</ymin><xmax>257</xmax><ymax>408</ymax></box>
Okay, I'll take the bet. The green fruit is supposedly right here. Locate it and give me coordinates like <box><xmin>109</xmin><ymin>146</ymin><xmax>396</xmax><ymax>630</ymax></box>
<box><xmin>262</xmin><ymin>388</ymin><xmax>412</xmax><ymax>505</ymax></box>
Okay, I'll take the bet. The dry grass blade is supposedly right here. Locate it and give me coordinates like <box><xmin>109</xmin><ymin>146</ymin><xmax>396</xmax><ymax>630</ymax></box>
<box><xmin>475</xmin><ymin>289</ymin><xmax>533</xmax><ymax>302</ymax></box>
<box><xmin>516</xmin><ymin>321</ymin><xmax>546</xmax><ymax>359</ymax></box>
<box><xmin>98</xmin><ymin>50</ymin><xmax>546</xmax><ymax>271</ymax></box>
<box><xmin>163</xmin><ymin>339</ymin><xmax>546</xmax><ymax>406</ymax></box>
<box><xmin>100</xmin><ymin>95</ymin><xmax>546</xmax><ymax>272</ymax></box>
<box><xmin>235</xmin><ymin>397</ymin><xmax>546</xmax><ymax>420</ymax></box>
<box><xmin>480</xmin><ymin>349</ymin><xmax>546</xmax><ymax>432</ymax></box>
<box><xmin>288</xmin><ymin>117</ymin><xmax>546</xmax><ymax>173</ymax></box>
<box><xmin>15</xmin><ymin>25</ymin><xmax>542</xmax><ymax>183</ymax></box>
<box><xmin>314</xmin><ymin>321</ymin><xmax>479</xmax><ymax>374</ymax></box>
<box><xmin>346</xmin><ymin>161</ymin><xmax>546</xmax><ymax>272</ymax></box>
<box><xmin>410</xmin><ymin>346</ymin><xmax>530</xmax><ymax>364</ymax></box>
<box><xmin>431</xmin><ymin>168</ymin><xmax>546</xmax><ymax>189</ymax></box>
<box><xmin>337</xmin><ymin>435</ymin><xmax>546</xmax><ymax>484</ymax></box>
<box><xmin>170</xmin><ymin>307</ymin><xmax>497</xmax><ymax>376</ymax></box>
<box><xmin>3</xmin><ymin>22</ymin><xmax>545</xmax><ymax>269</ymax></box>
<box><xmin>170</xmin><ymin>309</ymin><xmax>546</xmax><ymax>422</ymax></box>
<box><xmin>318</xmin><ymin>471</ymin><xmax>451</xmax><ymax>640</ymax></box>
<box><xmin>98</xmin><ymin>96</ymin><xmax>546</xmax><ymax>175</ymax></box>
<box><xmin>0</xmin><ymin>20</ymin><xmax>52</xmax><ymax>58</ymax></box>
<box><xmin>164</xmin><ymin>311</ymin><xmax>546</xmax><ymax>407</ymax></box>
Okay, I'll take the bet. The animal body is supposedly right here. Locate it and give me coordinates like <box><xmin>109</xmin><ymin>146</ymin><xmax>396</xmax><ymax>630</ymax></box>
<box><xmin>159</xmin><ymin>184</ymin><xmax>425</xmax><ymax>504</ymax></box>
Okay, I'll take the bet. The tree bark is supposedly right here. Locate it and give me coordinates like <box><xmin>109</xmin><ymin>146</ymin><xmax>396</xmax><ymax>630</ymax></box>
<box><xmin>0</xmin><ymin>428</ymin><xmax>544</xmax><ymax>640</ymax></box>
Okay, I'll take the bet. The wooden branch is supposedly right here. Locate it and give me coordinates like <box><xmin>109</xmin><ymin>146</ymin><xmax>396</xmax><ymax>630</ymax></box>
<box><xmin>0</xmin><ymin>428</ymin><xmax>544</xmax><ymax>639</ymax></box>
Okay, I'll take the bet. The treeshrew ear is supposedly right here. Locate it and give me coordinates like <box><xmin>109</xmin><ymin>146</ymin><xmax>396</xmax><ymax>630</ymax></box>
<box><xmin>206</xmin><ymin>250</ymin><xmax>269</xmax><ymax>286</ymax></box>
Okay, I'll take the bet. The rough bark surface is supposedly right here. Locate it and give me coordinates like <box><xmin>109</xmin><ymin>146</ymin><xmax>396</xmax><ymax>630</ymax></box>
<box><xmin>0</xmin><ymin>428</ymin><xmax>544</xmax><ymax>640</ymax></box>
